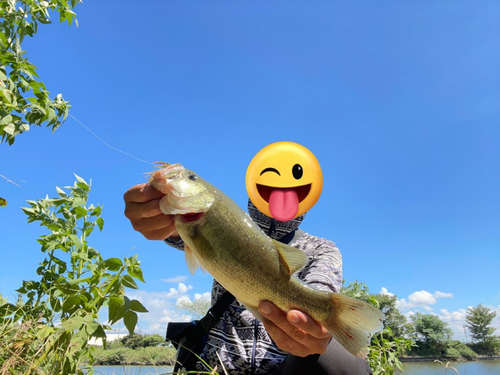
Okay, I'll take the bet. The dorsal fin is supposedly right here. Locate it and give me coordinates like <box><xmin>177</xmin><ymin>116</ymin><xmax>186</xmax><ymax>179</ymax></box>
<box><xmin>273</xmin><ymin>240</ymin><xmax>308</xmax><ymax>276</ymax></box>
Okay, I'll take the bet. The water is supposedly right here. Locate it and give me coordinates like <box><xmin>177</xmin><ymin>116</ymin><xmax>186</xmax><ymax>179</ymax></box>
<box><xmin>91</xmin><ymin>361</ymin><xmax>500</xmax><ymax>375</ymax></box>
<box><xmin>397</xmin><ymin>360</ymin><xmax>500</xmax><ymax>375</ymax></box>
<box><xmin>91</xmin><ymin>366</ymin><xmax>173</xmax><ymax>375</ymax></box>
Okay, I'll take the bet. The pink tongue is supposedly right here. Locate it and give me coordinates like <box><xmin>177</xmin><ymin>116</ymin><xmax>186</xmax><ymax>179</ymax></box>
<box><xmin>269</xmin><ymin>189</ymin><xmax>299</xmax><ymax>221</ymax></box>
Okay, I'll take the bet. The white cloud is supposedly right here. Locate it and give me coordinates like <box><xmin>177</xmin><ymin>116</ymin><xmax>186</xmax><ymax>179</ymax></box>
<box><xmin>195</xmin><ymin>292</ymin><xmax>211</xmax><ymax>301</ymax></box>
<box><xmin>379</xmin><ymin>287</ymin><xmax>394</xmax><ymax>296</ymax></box>
<box><xmin>396</xmin><ymin>290</ymin><xmax>454</xmax><ymax>311</ymax></box>
<box><xmin>166</xmin><ymin>283</ymin><xmax>193</xmax><ymax>298</ymax></box>
<box><xmin>162</xmin><ymin>275</ymin><xmax>189</xmax><ymax>283</ymax></box>
<box><xmin>103</xmin><ymin>285</ymin><xmax>209</xmax><ymax>336</ymax></box>
<box><xmin>408</xmin><ymin>290</ymin><xmax>438</xmax><ymax>305</ymax></box>
<box><xmin>176</xmin><ymin>292</ymin><xmax>211</xmax><ymax>309</ymax></box>
<box><xmin>435</xmin><ymin>291</ymin><xmax>454</xmax><ymax>299</ymax></box>
<box><xmin>178</xmin><ymin>283</ymin><xmax>191</xmax><ymax>294</ymax></box>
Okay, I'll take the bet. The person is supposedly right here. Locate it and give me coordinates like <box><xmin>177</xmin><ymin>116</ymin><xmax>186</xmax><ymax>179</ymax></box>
<box><xmin>124</xmin><ymin>183</ymin><xmax>373</xmax><ymax>374</ymax></box>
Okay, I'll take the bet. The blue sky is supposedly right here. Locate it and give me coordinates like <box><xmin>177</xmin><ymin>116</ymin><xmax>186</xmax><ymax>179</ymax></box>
<box><xmin>1</xmin><ymin>1</ymin><xmax>499</xmax><ymax>340</ymax></box>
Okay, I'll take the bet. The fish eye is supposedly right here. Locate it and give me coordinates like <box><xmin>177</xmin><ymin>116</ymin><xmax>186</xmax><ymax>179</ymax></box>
<box><xmin>188</xmin><ymin>174</ymin><xmax>198</xmax><ymax>181</ymax></box>
<box><xmin>292</xmin><ymin>164</ymin><xmax>303</xmax><ymax>179</ymax></box>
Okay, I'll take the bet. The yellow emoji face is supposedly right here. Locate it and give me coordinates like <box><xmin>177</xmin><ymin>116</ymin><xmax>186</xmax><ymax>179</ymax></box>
<box><xmin>246</xmin><ymin>141</ymin><xmax>323</xmax><ymax>221</ymax></box>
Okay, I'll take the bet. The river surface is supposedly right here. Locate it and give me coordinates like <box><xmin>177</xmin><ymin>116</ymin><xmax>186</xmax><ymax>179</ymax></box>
<box><xmin>397</xmin><ymin>360</ymin><xmax>500</xmax><ymax>375</ymax></box>
<box><xmin>91</xmin><ymin>360</ymin><xmax>500</xmax><ymax>374</ymax></box>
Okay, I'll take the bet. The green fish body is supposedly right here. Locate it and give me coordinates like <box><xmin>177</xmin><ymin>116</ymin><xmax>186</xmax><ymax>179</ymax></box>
<box><xmin>149</xmin><ymin>163</ymin><xmax>384</xmax><ymax>356</ymax></box>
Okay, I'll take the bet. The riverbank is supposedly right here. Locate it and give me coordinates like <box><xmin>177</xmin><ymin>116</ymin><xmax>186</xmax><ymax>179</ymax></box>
<box><xmin>400</xmin><ymin>355</ymin><xmax>500</xmax><ymax>363</ymax></box>
<box><xmin>90</xmin><ymin>346</ymin><xmax>176</xmax><ymax>366</ymax></box>
<box><xmin>89</xmin><ymin>360</ymin><xmax>500</xmax><ymax>375</ymax></box>
<box><xmin>90</xmin><ymin>347</ymin><xmax>500</xmax><ymax>366</ymax></box>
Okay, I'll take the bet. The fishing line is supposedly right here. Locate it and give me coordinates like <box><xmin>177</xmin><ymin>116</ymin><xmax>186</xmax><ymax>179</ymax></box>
<box><xmin>69</xmin><ymin>114</ymin><xmax>154</xmax><ymax>166</ymax></box>
<box><xmin>0</xmin><ymin>174</ymin><xmax>24</xmax><ymax>188</ymax></box>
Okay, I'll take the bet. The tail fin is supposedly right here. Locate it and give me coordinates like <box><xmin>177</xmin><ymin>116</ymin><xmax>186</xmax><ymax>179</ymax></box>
<box><xmin>324</xmin><ymin>293</ymin><xmax>385</xmax><ymax>357</ymax></box>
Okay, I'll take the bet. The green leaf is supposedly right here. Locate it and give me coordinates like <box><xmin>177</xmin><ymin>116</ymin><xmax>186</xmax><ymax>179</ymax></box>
<box><xmin>55</xmin><ymin>282</ymin><xmax>80</xmax><ymax>295</ymax></box>
<box><xmin>0</xmin><ymin>303</ymin><xmax>17</xmax><ymax>317</ymax></box>
<box><xmin>128</xmin><ymin>266</ymin><xmax>145</xmax><ymax>283</ymax></box>
<box><xmin>56</xmin><ymin>186</ymin><xmax>67</xmax><ymax>196</ymax></box>
<box><xmin>74</xmin><ymin>206</ymin><xmax>87</xmax><ymax>218</ymax></box>
<box><xmin>72</xmin><ymin>197</ymin><xmax>85</xmax><ymax>208</ymax></box>
<box><xmin>91</xmin><ymin>206</ymin><xmax>102</xmax><ymax>217</ymax></box>
<box><xmin>61</xmin><ymin>316</ymin><xmax>85</xmax><ymax>331</ymax></box>
<box><xmin>122</xmin><ymin>275</ymin><xmax>138</xmax><ymax>290</ymax></box>
<box><xmin>108</xmin><ymin>296</ymin><xmax>124</xmax><ymax>324</ymax></box>
<box><xmin>2</xmin><ymin>89</ymin><xmax>15</xmax><ymax>104</ymax></box>
<box><xmin>104</xmin><ymin>258</ymin><xmax>123</xmax><ymax>272</ymax></box>
<box><xmin>85</xmin><ymin>320</ymin><xmax>100</xmax><ymax>335</ymax></box>
<box><xmin>69</xmin><ymin>234</ymin><xmax>82</xmax><ymax>251</ymax></box>
<box><xmin>130</xmin><ymin>299</ymin><xmax>148</xmax><ymax>313</ymax></box>
<box><xmin>62</xmin><ymin>296</ymin><xmax>81</xmax><ymax>313</ymax></box>
<box><xmin>96</xmin><ymin>217</ymin><xmax>104</xmax><ymax>231</ymax></box>
<box><xmin>0</xmin><ymin>115</ymin><xmax>12</xmax><ymax>125</ymax></box>
<box><xmin>50</xmin><ymin>297</ymin><xmax>62</xmax><ymax>312</ymax></box>
<box><xmin>74</xmin><ymin>174</ymin><xmax>87</xmax><ymax>186</ymax></box>
<box><xmin>69</xmin><ymin>329</ymin><xmax>87</xmax><ymax>355</ymax></box>
<box><xmin>36</xmin><ymin>325</ymin><xmax>55</xmax><ymax>340</ymax></box>
<box><xmin>92</xmin><ymin>324</ymin><xmax>106</xmax><ymax>338</ymax></box>
<box><xmin>3</xmin><ymin>123</ymin><xmax>15</xmax><ymax>135</ymax></box>
<box><xmin>123</xmin><ymin>310</ymin><xmax>138</xmax><ymax>335</ymax></box>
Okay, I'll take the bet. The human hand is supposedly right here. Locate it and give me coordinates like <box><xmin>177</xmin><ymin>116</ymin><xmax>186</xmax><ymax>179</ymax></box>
<box><xmin>123</xmin><ymin>183</ymin><xmax>179</xmax><ymax>240</ymax></box>
<box><xmin>258</xmin><ymin>301</ymin><xmax>332</xmax><ymax>357</ymax></box>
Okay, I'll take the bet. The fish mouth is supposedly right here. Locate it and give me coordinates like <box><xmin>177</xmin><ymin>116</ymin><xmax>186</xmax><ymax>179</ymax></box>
<box><xmin>180</xmin><ymin>212</ymin><xmax>204</xmax><ymax>222</ymax></box>
<box><xmin>256</xmin><ymin>184</ymin><xmax>311</xmax><ymax>203</ymax></box>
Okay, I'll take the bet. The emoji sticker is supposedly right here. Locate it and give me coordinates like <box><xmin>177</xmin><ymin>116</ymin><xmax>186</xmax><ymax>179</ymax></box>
<box><xmin>246</xmin><ymin>141</ymin><xmax>323</xmax><ymax>221</ymax></box>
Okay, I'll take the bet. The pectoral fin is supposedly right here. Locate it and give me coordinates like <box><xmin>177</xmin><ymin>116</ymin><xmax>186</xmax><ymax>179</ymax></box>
<box><xmin>184</xmin><ymin>244</ymin><xmax>206</xmax><ymax>275</ymax></box>
<box><xmin>273</xmin><ymin>240</ymin><xmax>308</xmax><ymax>276</ymax></box>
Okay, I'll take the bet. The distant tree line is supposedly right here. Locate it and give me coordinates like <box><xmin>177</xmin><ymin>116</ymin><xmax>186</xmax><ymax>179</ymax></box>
<box><xmin>341</xmin><ymin>282</ymin><xmax>500</xmax><ymax>363</ymax></box>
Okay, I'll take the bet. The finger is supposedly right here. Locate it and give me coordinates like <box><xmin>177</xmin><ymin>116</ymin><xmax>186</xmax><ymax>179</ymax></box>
<box><xmin>287</xmin><ymin>310</ymin><xmax>331</xmax><ymax>339</ymax></box>
<box><xmin>132</xmin><ymin>214</ymin><xmax>175</xmax><ymax>233</ymax></box>
<box><xmin>142</xmin><ymin>226</ymin><xmax>178</xmax><ymax>241</ymax></box>
<box><xmin>124</xmin><ymin>184</ymin><xmax>164</xmax><ymax>204</ymax></box>
<box><xmin>259</xmin><ymin>302</ymin><xmax>330</xmax><ymax>355</ymax></box>
<box><xmin>125</xmin><ymin>199</ymin><xmax>164</xmax><ymax>220</ymax></box>
<box><xmin>258</xmin><ymin>302</ymin><xmax>310</xmax><ymax>345</ymax></box>
<box><xmin>260</xmin><ymin>316</ymin><xmax>311</xmax><ymax>357</ymax></box>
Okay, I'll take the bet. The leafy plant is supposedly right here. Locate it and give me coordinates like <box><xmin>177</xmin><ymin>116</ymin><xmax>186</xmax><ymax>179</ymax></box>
<box><xmin>368</xmin><ymin>328</ymin><xmax>414</xmax><ymax>375</ymax></box>
<box><xmin>466</xmin><ymin>304</ymin><xmax>497</xmax><ymax>345</ymax></box>
<box><xmin>340</xmin><ymin>281</ymin><xmax>415</xmax><ymax>374</ymax></box>
<box><xmin>410</xmin><ymin>312</ymin><xmax>453</xmax><ymax>356</ymax></box>
<box><xmin>0</xmin><ymin>176</ymin><xmax>148</xmax><ymax>374</ymax></box>
<box><xmin>120</xmin><ymin>333</ymin><xmax>165</xmax><ymax>349</ymax></box>
<box><xmin>1</xmin><ymin>0</ymin><xmax>81</xmax><ymax>145</ymax></box>
<box><xmin>446</xmin><ymin>340</ymin><xmax>478</xmax><ymax>361</ymax></box>
<box><xmin>176</xmin><ymin>295</ymin><xmax>211</xmax><ymax>320</ymax></box>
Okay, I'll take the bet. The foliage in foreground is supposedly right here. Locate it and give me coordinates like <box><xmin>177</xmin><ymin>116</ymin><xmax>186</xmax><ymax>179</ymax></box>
<box><xmin>340</xmin><ymin>281</ymin><xmax>414</xmax><ymax>375</ymax></box>
<box><xmin>0</xmin><ymin>177</ymin><xmax>147</xmax><ymax>374</ymax></box>
<box><xmin>1</xmin><ymin>0</ymin><xmax>82</xmax><ymax>145</ymax></box>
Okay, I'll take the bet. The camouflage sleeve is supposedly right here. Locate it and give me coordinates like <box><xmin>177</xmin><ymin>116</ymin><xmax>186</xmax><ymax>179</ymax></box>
<box><xmin>294</xmin><ymin>234</ymin><xmax>343</xmax><ymax>293</ymax></box>
<box><xmin>164</xmin><ymin>236</ymin><xmax>185</xmax><ymax>250</ymax></box>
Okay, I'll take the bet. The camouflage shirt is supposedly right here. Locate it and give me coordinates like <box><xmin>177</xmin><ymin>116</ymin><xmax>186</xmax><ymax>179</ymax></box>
<box><xmin>165</xmin><ymin>201</ymin><xmax>343</xmax><ymax>375</ymax></box>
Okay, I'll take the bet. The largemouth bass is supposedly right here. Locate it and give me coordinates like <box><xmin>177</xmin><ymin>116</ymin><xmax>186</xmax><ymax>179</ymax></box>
<box><xmin>149</xmin><ymin>162</ymin><xmax>384</xmax><ymax>356</ymax></box>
